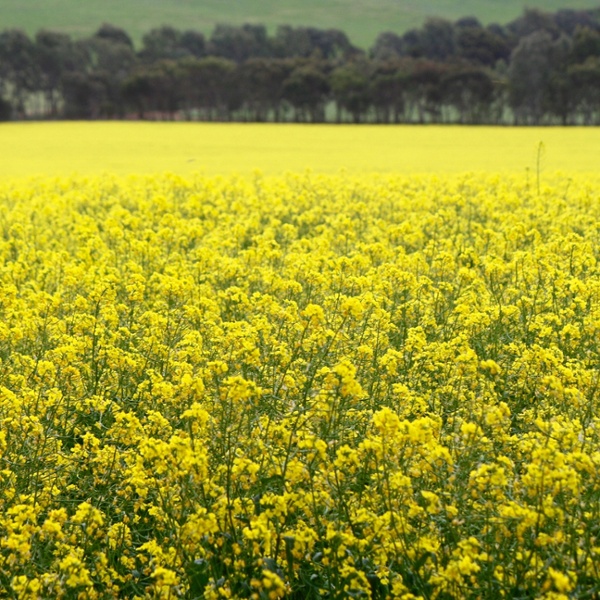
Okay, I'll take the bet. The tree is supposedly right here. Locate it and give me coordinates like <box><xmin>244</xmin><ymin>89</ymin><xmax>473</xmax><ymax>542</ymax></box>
<box><xmin>554</xmin><ymin>9</ymin><xmax>600</xmax><ymax>36</ymax></box>
<box><xmin>121</xmin><ymin>69</ymin><xmax>154</xmax><ymax>118</ymax></box>
<box><xmin>508</xmin><ymin>30</ymin><xmax>554</xmax><ymax>124</ymax></box>
<box><xmin>127</xmin><ymin>51</ymin><xmax>269</xmax><ymax>122</ymax></box>
<box><xmin>571</xmin><ymin>26</ymin><xmax>600</xmax><ymax>64</ymax></box>
<box><xmin>147</xmin><ymin>60</ymin><xmax>182</xmax><ymax>118</ymax></box>
<box><xmin>509</xmin><ymin>30</ymin><xmax>576</xmax><ymax>124</ymax></box>
<box><xmin>181</xmin><ymin>30</ymin><xmax>206</xmax><ymax>58</ymax></box>
<box><xmin>208</xmin><ymin>24</ymin><xmax>270</xmax><ymax>62</ymax></box>
<box><xmin>406</xmin><ymin>60</ymin><xmax>447</xmax><ymax>123</ymax></box>
<box><xmin>307</xmin><ymin>28</ymin><xmax>360</xmax><ymax>60</ymax></box>
<box><xmin>139</xmin><ymin>26</ymin><xmax>190</xmax><ymax>63</ymax></box>
<box><xmin>94</xmin><ymin>23</ymin><xmax>133</xmax><ymax>49</ymax></box>
<box><xmin>4</xmin><ymin>6</ymin><xmax>600</xmax><ymax>125</ymax></box>
<box><xmin>369</xmin><ymin>60</ymin><xmax>409</xmax><ymax>123</ymax></box>
<box><xmin>568</xmin><ymin>58</ymin><xmax>600</xmax><ymax>124</ymax></box>
<box><xmin>76</xmin><ymin>33</ymin><xmax>137</xmax><ymax>117</ymax></box>
<box><xmin>177</xmin><ymin>56</ymin><xmax>238</xmax><ymax>120</ymax></box>
<box><xmin>370</xmin><ymin>32</ymin><xmax>404</xmax><ymax>60</ymax></box>
<box><xmin>455</xmin><ymin>16</ymin><xmax>483</xmax><ymax>29</ymax></box>
<box><xmin>0</xmin><ymin>29</ymin><xmax>38</xmax><ymax>118</ymax></box>
<box><xmin>282</xmin><ymin>62</ymin><xmax>330</xmax><ymax>122</ymax></box>
<box><xmin>35</xmin><ymin>30</ymin><xmax>82</xmax><ymax>117</ymax></box>
<box><xmin>239</xmin><ymin>58</ymin><xmax>292</xmax><ymax>121</ymax></box>
<box><xmin>272</xmin><ymin>26</ymin><xmax>313</xmax><ymax>58</ymax></box>
<box><xmin>61</xmin><ymin>71</ymin><xmax>107</xmax><ymax>118</ymax></box>
<box><xmin>0</xmin><ymin>96</ymin><xmax>11</xmax><ymax>120</ymax></box>
<box><xmin>488</xmin><ymin>63</ymin><xmax>510</xmax><ymax>124</ymax></box>
<box><xmin>272</xmin><ymin>26</ymin><xmax>360</xmax><ymax>60</ymax></box>
<box><xmin>420</xmin><ymin>18</ymin><xmax>457</xmax><ymax>61</ymax></box>
<box><xmin>122</xmin><ymin>59</ymin><xmax>182</xmax><ymax>119</ymax></box>
<box><xmin>545</xmin><ymin>35</ymin><xmax>573</xmax><ymax>124</ymax></box>
<box><xmin>456</xmin><ymin>24</ymin><xmax>511</xmax><ymax>66</ymax></box>
<box><xmin>440</xmin><ymin>68</ymin><xmax>494</xmax><ymax>123</ymax></box>
<box><xmin>507</xmin><ymin>9</ymin><xmax>560</xmax><ymax>39</ymax></box>
<box><xmin>330</xmin><ymin>61</ymin><xmax>371</xmax><ymax>122</ymax></box>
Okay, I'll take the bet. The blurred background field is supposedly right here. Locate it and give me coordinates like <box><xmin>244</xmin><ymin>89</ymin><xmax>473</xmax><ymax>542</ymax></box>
<box><xmin>4</xmin><ymin>0</ymin><xmax>600</xmax><ymax>48</ymax></box>
<box><xmin>2</xmin><ymin>4</ymin><xmax>600</xmax><ymax>127</ymax></box>
<box><xmin>1</xmin><ymin>122</ymin><xmax>599</xmax><ymax>179</ymax></box>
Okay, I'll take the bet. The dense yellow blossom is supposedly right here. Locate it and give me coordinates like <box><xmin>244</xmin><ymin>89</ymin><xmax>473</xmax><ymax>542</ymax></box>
<box><xmin>0</xmin><ymin>170</ymin><xmax>599</xmax><ymax>598</ymax></box>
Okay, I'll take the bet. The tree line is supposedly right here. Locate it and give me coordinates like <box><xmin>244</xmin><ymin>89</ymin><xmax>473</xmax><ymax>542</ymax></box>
<box><xmin>1</xmin><ymin>7</ymin><xmax>600</xmax><ymax>125</ymax></box>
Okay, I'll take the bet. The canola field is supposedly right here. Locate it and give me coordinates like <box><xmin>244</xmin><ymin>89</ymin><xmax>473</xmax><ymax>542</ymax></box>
<box><xmin>2</xmin><ymin>124</ymin><xmax>600</xmax><ymax>599</ymax></box>
<box><xmin>2</xmin><ymin>122</ymin><xmax>600</xmax><ymax>177</ymax></box>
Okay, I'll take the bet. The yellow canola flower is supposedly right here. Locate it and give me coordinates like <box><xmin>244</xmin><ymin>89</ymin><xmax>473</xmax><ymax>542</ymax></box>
<box><xmin>0</xmin><ymin>170</ymin><xmax>599</xmax><ymax>599</ymax></box>
<box><xmin>58</xmin><ymin>551</ymin><xmax>93</xmax><ymax>588</ymax></box>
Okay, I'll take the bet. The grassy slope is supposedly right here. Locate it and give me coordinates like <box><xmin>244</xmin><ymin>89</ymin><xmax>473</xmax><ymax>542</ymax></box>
<box><xmin>2</xmin><ymin>0</ymin><xmax>600</xmax><ymax>48</ymax></box>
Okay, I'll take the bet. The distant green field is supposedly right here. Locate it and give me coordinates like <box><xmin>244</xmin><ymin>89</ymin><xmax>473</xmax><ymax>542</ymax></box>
<box><xmin>3</xmin><ymin>0</ymin><xmax>600</xmax><ymax>48</ymax></box>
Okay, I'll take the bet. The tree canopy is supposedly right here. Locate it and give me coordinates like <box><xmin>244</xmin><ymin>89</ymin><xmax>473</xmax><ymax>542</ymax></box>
<box><xmin>1</xmin><ymin>7</ymin><xmax>599</xmax><ymax>124</ymax></box>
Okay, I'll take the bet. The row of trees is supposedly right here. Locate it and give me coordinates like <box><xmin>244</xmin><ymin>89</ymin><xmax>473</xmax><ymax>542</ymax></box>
<box><xmin>1</xmin><ymin>7</ymin><xmax>600</xmax><ymax>124</ymax></box>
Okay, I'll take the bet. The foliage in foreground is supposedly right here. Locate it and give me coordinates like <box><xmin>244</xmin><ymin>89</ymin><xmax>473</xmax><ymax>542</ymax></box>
<box><xmin>1</xmin><ymin>172</ymin><xmax>600</xmax><ymax>598</ymax></box>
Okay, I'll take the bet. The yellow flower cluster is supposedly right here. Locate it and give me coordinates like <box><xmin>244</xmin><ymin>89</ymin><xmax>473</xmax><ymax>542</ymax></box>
<box><xmin>0</xmin><ymin>171</ymin><xmax>600</xmax><ymax>598</ymax></box>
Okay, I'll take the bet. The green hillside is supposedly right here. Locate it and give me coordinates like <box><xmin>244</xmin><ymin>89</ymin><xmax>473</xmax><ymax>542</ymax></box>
<box><xmin>2</xmin><ymin>0</ymin><xmax>600</xmax><ymax>48</ymax></box>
